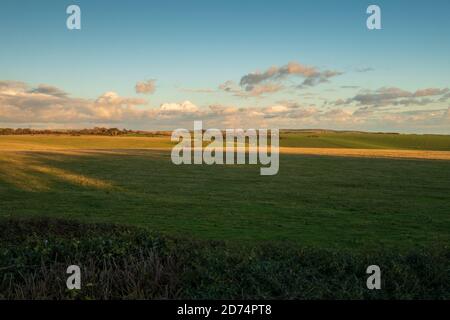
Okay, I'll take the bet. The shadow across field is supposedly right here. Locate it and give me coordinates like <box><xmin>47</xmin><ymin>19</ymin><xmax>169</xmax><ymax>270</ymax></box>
<box><xmin>0</xmin><ymin>149</ymin><xmax>450</xmax><ymax>250</ymax></box>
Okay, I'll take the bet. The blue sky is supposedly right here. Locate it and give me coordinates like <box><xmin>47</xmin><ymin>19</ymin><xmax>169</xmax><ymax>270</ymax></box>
<box><xmin>1</xmin><ymin>0</ymin><xmax>449</xmax><ymax>132</ymax></box>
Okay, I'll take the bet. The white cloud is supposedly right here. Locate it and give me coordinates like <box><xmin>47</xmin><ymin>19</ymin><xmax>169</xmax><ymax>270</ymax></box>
<box><xmin>159</xmin><ymin>101</ymin><xmax>199</xmax><ymax>113</ymax></box>
<box><xmin>135</xmin><ymin>79</ymin><xmax>156</xmax><ymax>94</ymax></box>
<box><xmin>1</xmin><ymin>80</ymin><xmax>449</xmax><ymax>133</ymax></box>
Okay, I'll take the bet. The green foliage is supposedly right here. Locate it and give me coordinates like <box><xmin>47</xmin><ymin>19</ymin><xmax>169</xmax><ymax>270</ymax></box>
<box><xmin>1</xmin><ymin>218</ymin><xmax>449</xmax><ymax>299</ymax></box>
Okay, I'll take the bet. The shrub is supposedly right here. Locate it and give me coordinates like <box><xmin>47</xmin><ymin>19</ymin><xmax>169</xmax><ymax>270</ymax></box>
<box><xmin>1</xmin><ymin>218</ymin><xmax>449</xmax><ymax>299</ymax></box>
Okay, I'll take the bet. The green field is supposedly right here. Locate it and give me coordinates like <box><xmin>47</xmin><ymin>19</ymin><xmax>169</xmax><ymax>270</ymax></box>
<box><xmin>280</xmin><ymin>131</ymin><xmax>450</xmax><ymax>150</ymax></box>
<box><xmin>1</xmin><ymin>130</ymin><xmax>450</xmax><ymax>150</ymax></box>
<box><xmin>1</xmin><ymin>133</ymin><xmax>450</xmax><ymax>250</ymax></box>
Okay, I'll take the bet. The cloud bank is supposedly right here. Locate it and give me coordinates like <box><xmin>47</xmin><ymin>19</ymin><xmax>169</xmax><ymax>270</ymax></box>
<box><xmin>0</xmin><ymin>80</ymin><xmax>449</xmax><ymax>133</ymax></box>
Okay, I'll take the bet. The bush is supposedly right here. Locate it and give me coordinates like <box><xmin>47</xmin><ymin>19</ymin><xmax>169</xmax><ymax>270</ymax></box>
<box><xmin>0</xmin><ymin>218</ymin><xmax>449</xmax><ymax>299</ymax></box>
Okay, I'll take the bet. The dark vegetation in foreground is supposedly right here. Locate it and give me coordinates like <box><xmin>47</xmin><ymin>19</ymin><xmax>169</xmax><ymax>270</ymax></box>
<box><xmin>1</xmin><ymin>218</ymin><xmax>449</xmax><ymax>300</ymax></box>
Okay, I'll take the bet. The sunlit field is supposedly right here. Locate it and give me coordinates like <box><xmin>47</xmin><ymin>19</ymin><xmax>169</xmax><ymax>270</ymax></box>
<box><xmin>1</xmin><ymin>133</ymin><xmax>450</xmax><ymax>250</ymax></box>
<box><xmin>1</xmin><ymin>131</ymin><xmax>450</xmax><ymax>151</ymax></box>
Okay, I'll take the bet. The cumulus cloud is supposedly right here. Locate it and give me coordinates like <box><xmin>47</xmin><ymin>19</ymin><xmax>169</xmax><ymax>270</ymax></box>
<box><xmin>219</xmin><ymin>80</ymin><xmax>239</xmax><ymax>93</ymax></box>
<box><xmin>321</xmin><ymin>108</ymin><xmax>355</xmax><ymax>123</ymax></box>
<box><xmin>160</xmin><ymin>101</ymin><xmax>199</xmax><ymax>113</ymax></box>
<box><xmin>439</xmin><ymin>92</ymin><xmax>450</xmax><ymax>102</ymax></box>
<box><xmin>1</xmin><ymin>80</ymin><xmax>449</xmax><ymax>133</ymax></box>
<box><xmin>413</xmin><ymin>88</ymin><xmax>449</xmax><ymax>97</ymax></box>
<box><xmin>375</xmin><ymin>108</ymin><xmax>450</xmax><ymax>130</ymax></box>
<box><xmin>198</xmin><ymin>103</ymin><xmax>321</xmax><ymax>128</ymax></box>
<box><xmin>219</xmin><ymin>80</ymin><xmax>283</xmax><ymax>97</ymax></box>
<box><xmin>0</xmin><ymin>80</ymin><xmax>27</xmax><ymax>91</ymax></box>
<box><xmin>444</xmin><ymin>107</ymin><xmax>450</xmax><ymax>120</ymax></box>
<box><xmin>240</xmin><ymin>63</ymin><xmax>315</xmax><ymax>88</ymax></box>
<box><xmin>0</xmin><ymin>81</ymin><xmax>223</xmax><ymax>127</ymax></box>
<box><xmin>340</xmin><ymin>87</ymin><xmax>449</xmax><ymax>108</ymax></box>
<box><xmin>239</xmin><ymin>61</ymin><xmax>342</xmax><ymax>92</ymax></box>
<box><xmin>209</xmin><ymin>105</ymin><xmax>239</xmax><ymax>115</ymax></box>
<box><xmin>299</xmin><ymin>70</ymin><xmax>342</xmax><ymax>88</ymax></box>
<box><xmin>219</xmin><ymin>62</ymin><xmax>342</xmax><ymax>98</ymax></box>
<box><xmin>244</xmin><ymin>84</ymin><xmax>283</xmax><ymax>97</ymax></box>
<box><xmin>29</xmin><ymin>84</ymin><xmax>68</xmax><ymax>98</ymax></box>
<box><xmin>95</xmin><ymin>91</ymin><xmax>146</xmax><ymax>106</ymax></box>
<box><xmin>135</xmin><ymin>79</ymin><xmax>156</xmax><ymax>94</ymax></box>
<box><xmin>0</xmin><ymin>81</ymin><xmax>148</xmax><ymax>124</ymax></box>
<box><xmin>351</xmin><ymin>87</ymin><xmax>411</xmax><ymax>106</ymax></box>
<box><xmin>260</xmin><ymin>104</ymin><xmax>317</xmax><ymax>119</ymax></box>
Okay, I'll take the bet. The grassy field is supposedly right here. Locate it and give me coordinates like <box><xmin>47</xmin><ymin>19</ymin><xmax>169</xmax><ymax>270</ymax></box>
<box><xmin>280</xmin><ymin>131</ymin><xmax>450</xmax><ymax>150</ymax></box>
<box><xmin>0</xmin><ymin>135</ymin><xmax>173</xmax><ymax>150</ymax></box>
<box><xmin>1</xmin><ymin>133</ymin><xmax>449</xmax><ymax>250</ymax></box>
<box><xmin>1</xmin><ymin>130</ymin><xmax>450</xmax><ymax>150</ymax></box>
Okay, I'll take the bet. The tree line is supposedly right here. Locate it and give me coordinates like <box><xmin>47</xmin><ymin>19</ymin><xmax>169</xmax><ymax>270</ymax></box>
<box><xmin>0</xmin><ymin>127</ymin><xmax>171</xmax><ymax>136</ymax></box>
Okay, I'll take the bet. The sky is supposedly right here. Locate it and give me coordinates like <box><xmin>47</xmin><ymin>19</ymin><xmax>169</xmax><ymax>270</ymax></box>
<box><xmin>0</xmin><ymin>0</ymin><xmax>449</xmax><ymax>133</ymax></box>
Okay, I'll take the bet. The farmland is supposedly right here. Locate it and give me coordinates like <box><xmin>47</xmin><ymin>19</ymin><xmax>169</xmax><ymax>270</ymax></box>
<box><xmin>1</xmin><ymin>132</ymin><xmax>449</xmax><ymax>250</ymax></box>
<box><xmin>1</xmin><ymin>132</ymin><xmax>450</xmax><ymax>299</ymax></box>
<box><xmin>1</xmin><ymin>130</ymin><xmax>450</xmax><ymax>151</ymax></box>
